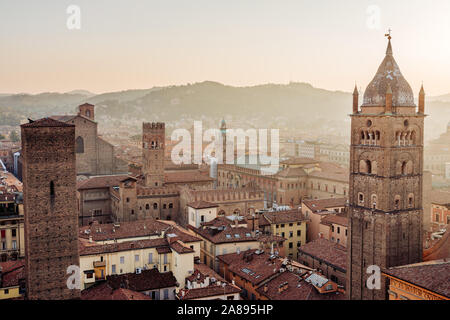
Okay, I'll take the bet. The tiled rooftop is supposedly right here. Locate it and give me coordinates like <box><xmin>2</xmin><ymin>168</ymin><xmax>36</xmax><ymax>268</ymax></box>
<box><xmin>217</xmin><ymin>250</ymin><xmax>284</xmax><ymax>286</ymax></box>
<box><xmin>298</xmin><ymin>238</ymin><xmax>347</xmax><ymax>271</ymax></box>
<box><xmin>383</xmin><ymin>259</ymin><xmax>450</xmax><ymax>298</ymax></box>
<box><xmin>302</xmin><ymin>198</ymin><xmax>347</xmax><ymax>212</ymax></box>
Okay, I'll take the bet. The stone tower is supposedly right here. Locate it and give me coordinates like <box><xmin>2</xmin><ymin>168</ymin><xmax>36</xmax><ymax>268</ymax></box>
<box><xmin>347</xmin><ymin>36</ymin><xmax>425</xmax><ymax>300</ymax></box>
<box><xmin>78</xmin><ymin>103</ymin><xmax>95</xmax><ymax>121</ymax></box>
<box><xmin>142</xmin><ymin>122</ymin><xmax>165</xmax><ymax>187</ymax></box>
<box><xmin>21</xmin><ymin>118</ymin><xmax>80</xmax><ymax>300</ymax></box>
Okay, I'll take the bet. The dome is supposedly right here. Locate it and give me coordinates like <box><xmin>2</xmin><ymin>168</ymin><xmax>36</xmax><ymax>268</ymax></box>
<box><xmin>362</xmin><ymin>39</ymin><xmax>415</xmax><ymax>107</ymax></box>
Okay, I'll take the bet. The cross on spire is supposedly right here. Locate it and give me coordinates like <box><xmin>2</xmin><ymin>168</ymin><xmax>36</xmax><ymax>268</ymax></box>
<box><xmin>385</xmin><ymin>29</ymin><xmax>393</xmax><ymax>55</ymax></box>
<box><xmin>385</xmin><ymin>29</ymin><xmax>392</xmax><ymax>40</ymax></box>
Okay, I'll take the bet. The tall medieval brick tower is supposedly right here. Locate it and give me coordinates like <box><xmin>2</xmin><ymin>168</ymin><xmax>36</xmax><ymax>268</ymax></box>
<box><xmin>143</xmin><ymin>122</ymin><xmax>165</xmax><ymax>187</ymax></box>
<box><xmin>21</xmin><ymin>118</ymin><xmax>80</xmax><ymax>300</ymax></box>
<box><xmin>347</xmin><ymin>35</ymin><xmax>425</xmax><ymax>300</ymax></box>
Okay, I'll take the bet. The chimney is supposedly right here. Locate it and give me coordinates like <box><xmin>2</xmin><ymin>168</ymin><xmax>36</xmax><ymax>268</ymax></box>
<box><xmin>419</xmin><ymin>85</ymin><xmax>425</xmax><ymax>114</ymax></box>
<box><xmin>264</xmin><ymin>283</ymin><xmax>268</xmax><ymax>293</ymax></box>
<box><xmin>385</xmin><ymin>83</ymin><xmax>393</xmax><ymax>114</ymax></box>
<box><xmin>352</xmin><ymin>85</ymin><xmax>359</xmax><ymax>114</ymax></box>
<box><xmin>89</xmin><ymin>235</ymin><xmax>93</xmax><ymax>243</ymax></box>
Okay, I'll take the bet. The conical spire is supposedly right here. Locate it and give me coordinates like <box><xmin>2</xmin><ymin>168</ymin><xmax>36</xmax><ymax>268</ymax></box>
<box><xmin>353</xmin><ymin>84</ymin><xmax>359</xmax><ymax>95</ymax></box>
<box><xmin>386</xmin><ymin>38</ymin><xmax>393</xmax><ymax>56</ymax></box>
<box><xmin>419</xmin><ymin>84</ymin><xmax>425</xmax><ymax>95</ymax></box>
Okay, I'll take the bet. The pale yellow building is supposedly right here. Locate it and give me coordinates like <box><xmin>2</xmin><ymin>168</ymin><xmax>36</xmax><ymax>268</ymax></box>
<box><xmin>258</xmin><ymin>209</ymin><xmax>308</xmax><ymax>260</ymax></box>
<box><xmin>0</xmin><ymin>191</ymin><xmax>24</xmax><ymax>262</ymax></box>
<box><xmin>78</xmin><ymin>219</ymin><xmax>202</xmax><ymax>290</ymax></box>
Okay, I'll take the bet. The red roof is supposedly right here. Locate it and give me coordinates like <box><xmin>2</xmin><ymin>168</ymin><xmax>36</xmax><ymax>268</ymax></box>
<box><xmin>302</xmin><ymin>198</ymin><xmax>347</xmax><ymax>213</ymax></box>
<box><xmin>298</xmin><ymin>238</ymin><xmax>347</xmax><ymax>271</ymax></box>
<box><xmin>383</xmin><ymin>260</ymin><xmax>450</xmax><ymax>298</ymax></box>
<box><xmin>187</xmin><ymin>200</ymin><xmax>219</xmax><ymax>209</ymax></box>
<box><xmin>0</xmin><ymin>259</ymin><xmax>25</xmax><ymax>288</ymax></box>
<box><xmin>81</xmin><ymin>282</ymin><xmax>151</xmax><ymax>300</ymax></box>
<box><xmin>21</xmin><ymin>117</ymin><xmax>74</xmax><ymax>128</ymax></box>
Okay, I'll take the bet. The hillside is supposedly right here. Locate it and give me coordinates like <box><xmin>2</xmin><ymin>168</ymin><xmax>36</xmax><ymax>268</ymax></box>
<box><xmin>0</xmin><ymin>82</ymin><xmax>448</xmax><ymax>132</ymax></box>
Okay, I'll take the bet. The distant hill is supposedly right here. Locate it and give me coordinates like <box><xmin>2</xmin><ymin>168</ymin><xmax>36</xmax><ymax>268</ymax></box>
<box><xmin>0</xmin><ymin>82</ymin><xmax>448</xmax><ymax>130</ymax></box>
<box><xmin>66</xmin><ymin>90</ymin><xmax>96</xmax><ymax>97</ymax></box>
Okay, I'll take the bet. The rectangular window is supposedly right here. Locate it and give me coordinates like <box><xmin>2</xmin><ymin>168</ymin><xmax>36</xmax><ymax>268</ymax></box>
<box><xmin>163</xmin><ymin>254</ymin><xmax>168</xmax><ymax>264</ymax></box>
<box><xmin>112</xmin><ymin>265</ymin><xmax>116</xmax><ymax>274</ymax></box>
<box><xmin>289</xmin><ymin>242</ymin><xmax>293</xmax><ymax>249</ymax></box>
<box><xmin>148</xmin><ymin>253</ymin><xmax>153</xmax><ymax>264</ymax></box>
<box><xmin>11</xmin><ymin>229</ymin><xmax>16</xmax><ymax>237</ymax></box>
<box><xmin>297</xmin><ymin>230</ymin><xmax>301</xmax><ymax>236</ymax></box>
<box><xmin>135</xmin><ymin>254</ymin><xmax>139</xmax><ymax>262</ymax></box>
<box><xmin>337</xmin><ymin>227</ymin><xmax>340</xmax><ymax>234</ymax></box>
<box><xmin>289</xmin><ymin>231</ymin><xmax>293</xmax><ymax>238</ymax></box>
<box><xmin>120</xmin><ymin>256</ymin><xmax>125</xmax><ymax>264</ymax></box>
<box><xmin>164</xmin><ymin>289</ymin><xmax>169</xmax><ymax>299</ymax></box>
<box><xmin>12</xmin><ymin>240</ymin><xmax>16</xmax><ymax>250</ymax></box>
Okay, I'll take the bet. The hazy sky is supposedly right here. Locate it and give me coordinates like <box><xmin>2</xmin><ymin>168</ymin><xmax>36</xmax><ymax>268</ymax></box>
<box><xmin>1</xmin><ymin>0</ymin><xmax>450</xmax><ymax>95</ymax></box>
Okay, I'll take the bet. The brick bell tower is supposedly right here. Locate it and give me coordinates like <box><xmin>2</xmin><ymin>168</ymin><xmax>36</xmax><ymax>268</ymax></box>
<box><xmin>21</xmin><ymin>118</ymin><xmax>80</xmax><ymax>300</ymax></box>
<box><xmin>347</xmin><ymin>34</ymin><xmax>425</xmax><ymax>300</ymax></box>
<box><xmin>142</xmin><ymin>122</ymin><xmax>165</xmax><ymax>187</ymax></box>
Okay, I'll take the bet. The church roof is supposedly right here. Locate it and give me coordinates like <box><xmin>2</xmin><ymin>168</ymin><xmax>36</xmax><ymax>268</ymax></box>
<box><xmin>21</xmin><ymin>117</ymin><xmax>75</xmax><ymax>128</ymax></box>
<box><xmin>362</xmin><ymin>38</ymin><xmax>415</xmax><ymax>108</ymax></box>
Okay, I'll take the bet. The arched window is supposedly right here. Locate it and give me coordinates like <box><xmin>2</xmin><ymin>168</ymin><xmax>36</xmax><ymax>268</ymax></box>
<box><xmin>408</xmin><ymin>194</ymin><xmax>414</xmax><ymax>208</ymax></box>
<box><xmin>86</xmin><ymin>110</ymin><xmax>91</xmax><ymax>118</ymax></box>
<box><xmin>366</xmin><ymin>160</ymin><xmax>372</xmax><ymax>174</ymax></box>
<box><xmin>50</xmin><ymin>181</ymin><xmax>55</xmax><ymax>199</ymax></box>
<box><xmin>75</xmin><ymin>136</ymin><xmax>84</xmax><ymax>153</ymax></box>
<box><xmin>394</xmin><ymin>195</ymin><xmax>401</xmax><ymax>210</ymax></box>
<box><xmin>145</xmin><ymin>204</ymin><xmax>150</xmax><ymax>210</ymax></box>
<box><xmin>358</xmin><ymin>193</ymin><xmax>364</xmax><ymax>206</ymax></box>
<box><xmin>371</xmin><ymin>195</ymin><xmax>377</xmax><ymax>209</ymax></box>
<box><xmin>153</xmin><ymin>203</ymin><xmax>158</xmax><ymax>209</ymax></box>
<box><xmin>168</xmin><ymin>203</ymin><xmax>173</xmax><ymax>209</ymax></box>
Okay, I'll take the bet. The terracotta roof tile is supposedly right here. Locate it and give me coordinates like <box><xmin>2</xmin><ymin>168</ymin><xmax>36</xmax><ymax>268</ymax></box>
<box><xmin>187</xmin><ymin>200</ymin><xmax>219</xmax><ymax>209</ymax></box>
<box><xmin>107</xmin><ymin>268</ymin><xmax>178</xmax><ymax>291</ymax></box>
<box><xmin>383</xmin><ymin>260</ymin><xmax>450</xmax><ymax>298</ymax></box>
<box><xmin>262</xmin><ymin>210</ymin><xmax>308</xmax><ymax>225</ymax></box>
<box><xmin>217</xmin><ymin>250</ymin><xmax>283</xmax><ymax>286</ymax></box>
<box><xmin>81</xmin><ymin>281</ymin><xmax>152</xmax><ymax>300</ymax></box>
<box><xmin>21</xmin><ymin>117</ymin><xmax>74</xmax><ymax>128</ymax></box>
<box><xmin>77</xmin><ymin>174</ymin><xmax>130</xmax><ymax>190</ymax></box>
<box><xmin>0</xmin><ymin>259</ymin><xmax>25</xmax><ymax>288</ymax></box>
<box><xmin>298</xmin><ymin>238</ymin><xmax>347</xmax><ymax>271</ymax></box>
<box><xmin>302</xmin><ymin>198</ymin><xmax>347</xmax><ymax>213</ymax></box>
<box><xmin>320</xmin><ymin>213</ymin><xmax>348</xmax><ymax>227</ymax></box>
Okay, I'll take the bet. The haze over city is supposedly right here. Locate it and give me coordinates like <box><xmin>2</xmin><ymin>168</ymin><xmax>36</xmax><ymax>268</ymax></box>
<box><xmin>1</xmin><ymin>0</ymin><xmax>450</xmax><ymax>95</ymax></box>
